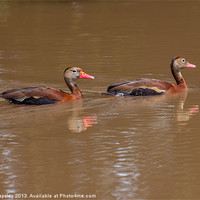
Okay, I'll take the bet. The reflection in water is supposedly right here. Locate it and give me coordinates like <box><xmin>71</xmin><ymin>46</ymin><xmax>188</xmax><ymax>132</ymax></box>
<box><xmin>172</xmin><ymin>91</ymin><xmax>199</xmax><ymax>122</ymax></box>
<box><xmin>68</xmin><ymin>115</ymin><xmax>97</xmax><ymax>133</ymax></box>
<box><xmin>177</xmin><ymin>104</ymin><xmax>199</xmax><ymax>122</ymax></box>
<box><xmin>0</xmin><ymin>99</ymin><xmax>97</xmax><ymax>133</ymax></box>
<box><xmin>189</xmin><ymin>105</ymin><xmax>199</xmax><ymax>116</ymax></box>
<box><xmin>66</xmin><ymin>100</ymin><xmax>97</xmax><ymax>133</ymax></box>
<box><xmin>100</xmin><ymin>91</ymin><xmax>199</xmax><ymax>199</ymax></box>
<box><xmin>0</xmin><ymin>92</ymin><xmax>199</xmax><ymax>198</ymax></box>
<box><xmin>101</xmin><ymin>90</ymin><xmax>199</xmax><ymax>123</ymax></box>
<box><xmin>96</xmin><ymin>92</ymin><xmax>199</xmax><ymax>199</ymax></box>
<box><xmin>0</xmin><ymin>131</ymin><xmax>18</xmax><ymax>195</ymax></box>
<box><xmin>64</xmin><ymin>99</ymin><xmax>97</xmax><ymax>133</ymax></box>
<box><xmin>0</xmin><ymin>99</ymin><xmax>97</xmax><ymax>195</ymax></box>
<box><xmin>0</xmin><ymin>86</ymin><xmax>198</xmax><ymax>199</ymax></box>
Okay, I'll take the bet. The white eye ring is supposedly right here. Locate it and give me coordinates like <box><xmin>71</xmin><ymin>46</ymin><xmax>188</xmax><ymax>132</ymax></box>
<box><xmin>72</xmin><ymin>69</ymin><xmax>77</xmax><ymax>73</ymax></box>
<box><xmin>181</xmin><ymin>58</ymin><xmax>186</xmax><ymax>63</ymax></box>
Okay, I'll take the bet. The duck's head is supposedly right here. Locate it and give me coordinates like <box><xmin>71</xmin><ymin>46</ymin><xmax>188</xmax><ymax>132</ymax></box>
<box><xmin>64</xmin><ymin>67</ymin><xmax>94</xmax><ymax>80</ymax></box>
<box><xmin>171</xmin><ymin>56</ymin><xmax>196</xmax><ymax>70</ymax></box>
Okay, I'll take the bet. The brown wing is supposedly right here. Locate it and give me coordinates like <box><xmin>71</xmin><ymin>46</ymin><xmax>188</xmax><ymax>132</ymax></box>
<box><xmin>107</xmin><ymin>78</ymin><xmax>174</xmax><ymax>96</ymax></box>
<box><xmin>1</xmin><ymin>87</ymin><xmax>67</xmax><ymax>104</ymax></box>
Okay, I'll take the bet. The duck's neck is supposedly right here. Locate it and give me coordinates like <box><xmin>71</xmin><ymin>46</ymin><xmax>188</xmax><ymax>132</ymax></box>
<box><xmin>171</xmin><ymin>64</ymin><xmax>186</xmax><ymax>86</ymax></box>
<box><xmin>64</xmin><ymin>77</ymin><xmax>83</xmax><ymax>98</ymax></box>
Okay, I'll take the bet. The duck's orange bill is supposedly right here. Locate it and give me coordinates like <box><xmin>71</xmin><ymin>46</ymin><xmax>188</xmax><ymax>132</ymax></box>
<box><xmin>79</xmin><ymin>71</ymin><xmax>95</xmax><ymax>79</ymax></box>
<box><xmin>186</xmin><ymin>62</ymin><xmax>196</xmax><ymax>68</ymax></box>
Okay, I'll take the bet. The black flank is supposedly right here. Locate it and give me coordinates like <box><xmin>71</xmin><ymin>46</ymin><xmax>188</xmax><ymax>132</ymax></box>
<box><xmin>129</xmin><ymin>88</ymin><xmax>165</xmax><ymax>96</ymax></box>
<box><xmin>8</xmin><ymin>97</ymin><xmax>56</xmax><ymax>105</ymax></box>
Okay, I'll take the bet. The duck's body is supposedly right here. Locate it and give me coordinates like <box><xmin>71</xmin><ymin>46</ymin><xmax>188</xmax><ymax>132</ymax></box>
<box><xmin>0</xmin><ymin>67</ymin><xmax>94</xmax><ymax>105</ymax></box>
<box><xmin>104</xmin><ymin>56</ymin><xmax>196</xmax><ymax>96</ymax></box>
<box><xmin>1</xmin><ymin>86</ymin><xmax>74</xmax><ymax>105</ymax></box>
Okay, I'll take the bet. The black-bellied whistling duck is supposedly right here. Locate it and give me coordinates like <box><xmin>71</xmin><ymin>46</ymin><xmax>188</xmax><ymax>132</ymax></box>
<box><xmin>0</xmin><ymin>67</ymin><xmax>94</xmax><ymax>105</ymax></box>
<box><xmin>104</xmin><ymin>56</ymin><xmax>196</xmax><ymax>96</ymax></box>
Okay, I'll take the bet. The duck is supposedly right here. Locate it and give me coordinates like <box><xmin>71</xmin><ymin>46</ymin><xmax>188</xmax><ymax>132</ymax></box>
<box><xmin>0</xmin><ymin>67</ymin><xmax>94</xmax><ymax>105</ymax></box>
<box><xmin>103</xmin><ymin>56</ymin><xmax>196</xmax><ymax>96</ymax></box>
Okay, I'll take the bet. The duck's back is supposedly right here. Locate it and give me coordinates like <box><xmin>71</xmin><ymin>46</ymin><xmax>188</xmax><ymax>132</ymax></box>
<box><xmin>1</xmin><ymin>86</ymin><xmax>67</xmax><ymax>104</ymax></box>
<box><xmin>106</xmin><ymin>78</ymin><xmax>174</xmax><ymax>96</ymax></box>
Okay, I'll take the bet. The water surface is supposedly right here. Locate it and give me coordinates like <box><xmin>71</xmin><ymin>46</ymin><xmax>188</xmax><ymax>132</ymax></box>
<box><xmin>0</xmin><ymin>1</ymin><xmax>200</xmax><ymax>200</ymax></box>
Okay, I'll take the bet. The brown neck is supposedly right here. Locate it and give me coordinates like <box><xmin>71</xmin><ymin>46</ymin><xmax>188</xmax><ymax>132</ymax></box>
<box><xmin>64</xmin><ymin>77</ymin><xmax>83</xmax><ymax>98</ymax></box>
<box><xmin>171</xmin><ymin>64</ymin><xmax>186</xmax><ymax>86</ymax></box>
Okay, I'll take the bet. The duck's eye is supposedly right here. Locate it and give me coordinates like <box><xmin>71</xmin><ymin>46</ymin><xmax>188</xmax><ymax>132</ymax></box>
<box><xmin>181</xmin><ymin>58</ymin><xmax>186</xmax><ymax>63</ymax></box>
<box><xmin>72</xmin><ymin>69</ymin><xmax>77</xmax><ymax>73</ymax></box>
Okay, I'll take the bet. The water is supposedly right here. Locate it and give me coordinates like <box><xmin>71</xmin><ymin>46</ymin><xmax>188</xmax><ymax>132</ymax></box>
<box><xmin>0</xmin><ymin>1</ymin><xmax>200</xmax><ymax>200</ymax></box>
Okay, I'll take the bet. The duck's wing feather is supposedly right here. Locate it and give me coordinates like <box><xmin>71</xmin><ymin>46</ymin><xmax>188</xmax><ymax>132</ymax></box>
<box><xmin>107</xmin><ymin>79</ymin><xmax>174</xmax><ymax>96</ymax></box>
<box><xmin>1</xmin><ymin>87</ymin><xmax>69</xmax><ymax>104</ymax></box>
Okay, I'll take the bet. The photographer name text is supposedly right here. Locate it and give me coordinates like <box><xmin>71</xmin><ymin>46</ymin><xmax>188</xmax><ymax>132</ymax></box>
<box><xmin>0</xmin><ymin>193</ymin><xmax>96</xmax><ymax>199</ymax></box>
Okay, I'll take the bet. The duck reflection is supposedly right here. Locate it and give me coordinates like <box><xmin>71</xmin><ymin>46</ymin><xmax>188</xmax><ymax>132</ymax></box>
<box><xmin>175</xmin><ymin>92</ymin><xmax>199</xmax><ymax>122</ymax></box>
<box><xmin>0</xmin><ymin>98</ymin><xmax>97</xmax><ymax>133</ymax></box>
<box><xmin>65</xmin><ymin>99</ymin><xmax>97</xmax><ymax>133</ymax></box>
<box><xmin>102</xmin><ymin>90</ymin><xmax>199</xmax><ymax>123</ymax></box>
<box><xmin>176</xmin><ymin>105</ymin><xmax>199</xmax><ymax>122</ymax></box>
<box><xmin>68</xmin><ymin>115</ymin><xmax>97</xmax><ymax>133</ymax></box>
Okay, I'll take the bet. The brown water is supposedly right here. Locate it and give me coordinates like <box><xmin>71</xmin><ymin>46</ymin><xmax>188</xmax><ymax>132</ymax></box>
<box><xmin>0</xmin><ymin>1</ymin><xmax>200</xmax><ymax>200</ymax></box>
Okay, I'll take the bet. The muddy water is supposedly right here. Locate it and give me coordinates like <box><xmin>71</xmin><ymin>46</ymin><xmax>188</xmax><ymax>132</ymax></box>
<box><xmin>0</xmin><ymin>1</ymin><xmax>200</xmax><ymax>200</ymax></box>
